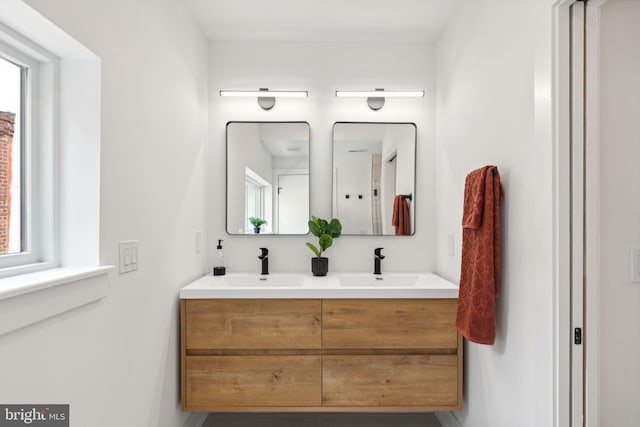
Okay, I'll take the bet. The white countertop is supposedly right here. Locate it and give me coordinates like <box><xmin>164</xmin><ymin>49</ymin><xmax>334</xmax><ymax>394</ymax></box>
<box><xmin>180</xmin><ymin>272</ymin><xmax>459</xmax><ymax>299</ymax></box>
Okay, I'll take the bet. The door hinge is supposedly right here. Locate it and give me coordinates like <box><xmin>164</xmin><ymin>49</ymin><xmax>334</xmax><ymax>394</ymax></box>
<box><xmin>574</xmin><ymin>327</ymin><xmax>583</xmax><ymax>345</ymax></box>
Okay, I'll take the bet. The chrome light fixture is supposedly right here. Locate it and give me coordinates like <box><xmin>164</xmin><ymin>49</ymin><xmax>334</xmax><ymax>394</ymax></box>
<box><xmin>335</xmin><ymin>88</ymin><xmax>424</xmax><ymax>111</ymax></box>
<box><xmin>219</xmin><ymin>88</ymin><xmax>308</xmax><ymax>110</ymax></box>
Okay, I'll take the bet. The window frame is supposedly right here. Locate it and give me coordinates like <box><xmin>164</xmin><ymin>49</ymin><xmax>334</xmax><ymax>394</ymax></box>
<box><xmin>0</xmin><ymin>25</ymin><xmax>58</xmax><ymax>276</ymax></box>
<box><xmin>245</xmin><ymin>175</ymin><xmax>265</xmax><ymax>233</ymax></box>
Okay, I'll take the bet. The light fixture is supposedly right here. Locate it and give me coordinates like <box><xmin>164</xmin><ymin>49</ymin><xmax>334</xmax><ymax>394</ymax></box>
<box><xmin>335</xmin><ymin>88</ymin><xmax>425</xmax><ymax>111</ymax></box>
<box><xmin>219</xmin><ymin>88</ymin><xmax>308</xmax><ymax>110</ymax></box>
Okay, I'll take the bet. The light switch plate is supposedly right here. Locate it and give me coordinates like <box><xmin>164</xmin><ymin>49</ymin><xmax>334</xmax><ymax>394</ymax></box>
<box><xmin>632</xmin><ymin>248</ymin><xmax>640</xmax><ymax>283</ymax></box>
<box><xmin>119</xmin><ymin>240</ymin><xmax>139</xmax><ymax>274</ymax></box>
<box><xmin>448</xmin><ymin>234</ymin><xmax>455</xmax><ymax>256</ymax></box>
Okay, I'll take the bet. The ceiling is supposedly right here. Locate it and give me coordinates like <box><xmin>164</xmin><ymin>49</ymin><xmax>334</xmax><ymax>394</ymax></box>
<box><xmin>181</xmin><ymin>0</ymin><xmax>463</xmax><ymax>43</ymax></box>
<box><xmin>259</xmin><ymin>123</ymin><xmax>309</xmax><ymax>158</ymax></box>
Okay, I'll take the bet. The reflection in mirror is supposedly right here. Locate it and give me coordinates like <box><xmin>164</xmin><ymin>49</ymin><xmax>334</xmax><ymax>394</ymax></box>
<box><xmin>226</xmin><ymin>122</ymin><xmax>310</xmax><ymax>235</ymax></box>
<box><xmin>332</xmin><ymin>123</ymin><xmax>416</xmax><ymax>236</ymax></box>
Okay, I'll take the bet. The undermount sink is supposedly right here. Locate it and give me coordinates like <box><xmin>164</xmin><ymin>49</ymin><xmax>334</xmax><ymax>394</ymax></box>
<box><xmin>337</xmin><ymin>274</ymin><xmax>420</xmax><ymax>287</ymax></box>
<box><xmin>223</xmin><ymin>273</ymin><xmax>305</xmax><ymax>287</ymax></box>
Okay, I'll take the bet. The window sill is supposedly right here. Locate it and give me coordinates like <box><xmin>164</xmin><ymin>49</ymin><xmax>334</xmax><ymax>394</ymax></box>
<box><xmin>0</xmin><ymin>266</ymin><xmax>114</xmax><ymax>336</ymax></box>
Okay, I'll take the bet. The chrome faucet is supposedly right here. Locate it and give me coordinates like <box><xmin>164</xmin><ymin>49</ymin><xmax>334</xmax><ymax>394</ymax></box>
<box><xmin>374</xmin><ymin>248</ymin><xmax>385</xmax><ymax>275</ymax></box>
<box><xmin>258</xmin><ymin>247</ymin><xmax>269</xmax><ymax>275</ymax></box>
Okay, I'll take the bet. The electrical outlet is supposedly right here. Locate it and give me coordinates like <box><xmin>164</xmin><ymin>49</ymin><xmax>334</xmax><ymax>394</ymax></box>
<box><xmin>119</xmin><ymin>240</ymin><xmax>139</xmax><ymax>274</ymax></box>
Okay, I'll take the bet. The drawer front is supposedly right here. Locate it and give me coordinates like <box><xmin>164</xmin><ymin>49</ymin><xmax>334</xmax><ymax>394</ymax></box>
<box><xmin>186</xmin><ymin>355</ymin><xmax>322</xmax><ymax>407</ymax></box>
<box><xmin>322</xmin><ymin>355</ymin><xmax>458</xmax><ymax>407</ymax></box>
<box><xmin>185</xmin><ymin>299</ymin><xmax>321</xmax><ymax>349</ymax></box>
<box><xmin>323</xmin><ymin>299</ymin><xmax>457</xmax><ymax>349</ymax></box>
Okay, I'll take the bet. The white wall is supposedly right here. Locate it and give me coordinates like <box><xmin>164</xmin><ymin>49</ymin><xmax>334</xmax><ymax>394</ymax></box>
<box><xmin>435</xmin><ymin>1</ymin><xmax>555</xmax><ymax>426</ymax></box>
<box><xmin>209</xmin><ymin>41</ymin><xmax>436</xmax><ymax>273</ymax></box>
<box><xmin>0</xmin><ymin>1</ymin><xmax>208</xmax><ymax>427</ymax></box>
<box><xmin>599</xmin><ymin>1</ymin><xmax>640</xmax><ymax>425</ymax></box>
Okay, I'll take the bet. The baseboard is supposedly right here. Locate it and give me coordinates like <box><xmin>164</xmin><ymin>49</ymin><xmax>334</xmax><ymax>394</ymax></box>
<box><xmin>183</xmin><ymin>412</ymin><xmax>208</xmax><ymax>427</ymax></box>
<box><xmin>435</xmin><ymin>411</ymin><xmax>462</xmax><ymax>427</ymax></box>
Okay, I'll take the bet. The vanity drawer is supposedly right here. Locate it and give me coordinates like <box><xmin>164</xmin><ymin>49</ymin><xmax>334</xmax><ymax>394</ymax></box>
<box><xmin>185</xmin><ymin>355</ymin><xmax>322</xmax><ymax>408</ymax></box>
<box><xmin>322</xmin><ymin>355</ymin><xmax>458</xmax><ymax>407</ymax></box>
<box><xmin>322</xmin><ymin>299</ymin><xmax>457</xmax><ymax>349</ymax></box>
<box><xmin>184</xmin><ymin>299</ymin><xmax>321</xmax><ymax>349</ymax></box>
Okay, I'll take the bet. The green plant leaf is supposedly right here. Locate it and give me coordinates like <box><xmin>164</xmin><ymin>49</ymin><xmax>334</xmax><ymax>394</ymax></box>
<box><xmin>249</xmin><ymin>217</ymin><xmax>267</xmax><ymax>227</ymax></box>
<box><xmin>326</xmin><ymin>218</ymin><xmax>342</xmax><ymax>238</ymax></box>
<box><xmin>305</xmin><ymin>242</ymin><xmax>321</xmax><ymax>258</ymax></box>
<box><xmin>306</xmin><ymin>216</ymin><xmax>341</xmax><ymax>257</ymax></box>
<box><xmin>319</xmin><ymin>234</ymin><xmax>333</xmax><ymax>252</ymax></box>
<box><xmin>308</xmin><ymin>218</ymin><xmax>322</xmax><ymax>237</ymax></box>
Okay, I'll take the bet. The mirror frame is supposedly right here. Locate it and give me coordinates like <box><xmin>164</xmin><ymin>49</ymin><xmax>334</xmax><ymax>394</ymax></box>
<box><xmin>332</xmin><ymin>121</ymin><xmax>417</xmax><ymax>236</ymax></box>
<box><xmin>225</xmin><ymin>121</ymin><xmax>311</xmax><ymax>236</ymax></box>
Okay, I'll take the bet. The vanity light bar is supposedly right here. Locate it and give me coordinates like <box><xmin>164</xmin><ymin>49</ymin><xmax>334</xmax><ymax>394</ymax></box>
<box><xmin>336</xmin><ymin>89</ymin><xmax>424</xmax><ymax>110</ymax></box>
<box><xmin>219</xmin><ymin>90</ymin><xmax>308</xmax><ymax>98</ymax></box>
<box><xmin>219</xmin><ymin>88</ymin><xmax>308</xmax><ymax>110</ymax></box>
<box><xmin>220</xmin><ymin>87</ymin><xmax>309</xmax><ymax>111</ymax></box>
<box><xmin>335</xmin><ymin>90</ymin><xmax>424</xmax><ymax>98</ymax></box>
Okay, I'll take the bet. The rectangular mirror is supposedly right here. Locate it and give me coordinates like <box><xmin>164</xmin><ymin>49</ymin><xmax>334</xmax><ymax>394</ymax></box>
<box><xmin>226</xmin><ymin>122</ymin><xmax>310</xmax><ymax>235</ymax></box>
<box><xmin>332</xmin><ymin>122</ymin><xmax>416</xmax><ymax>236</ymax></box>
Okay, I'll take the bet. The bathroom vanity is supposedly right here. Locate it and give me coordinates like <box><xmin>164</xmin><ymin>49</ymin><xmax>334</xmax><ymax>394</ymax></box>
<box><xmin>180</xmin><ymin>273</ymin><xmax>462</xmax><ymax>412</ymax></box>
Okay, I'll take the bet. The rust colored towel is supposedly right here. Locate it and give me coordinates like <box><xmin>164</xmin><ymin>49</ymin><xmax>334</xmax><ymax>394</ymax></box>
<box><xmin>456</xmin><ymin>166</ymin><xmax>504</xmax><ymax>345</ymax></box>
<box><xmin>392</xmin><ymin>195</ymin><xmax>410</xmax><ymax>235</ymax></box>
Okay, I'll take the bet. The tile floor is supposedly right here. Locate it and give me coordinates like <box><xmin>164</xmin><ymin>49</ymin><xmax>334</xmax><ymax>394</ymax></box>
<box><xmin>203</xmin><ymin>412</ymin><xmax>442</xmax><ymax>427</ymax></box>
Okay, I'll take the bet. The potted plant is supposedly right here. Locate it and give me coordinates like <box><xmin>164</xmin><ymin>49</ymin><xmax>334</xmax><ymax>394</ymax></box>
<box><xmin>249</xmin><ymin>217</ymin><xmax>267</xmax><ymax>234</ymax></box>
<box><xmin>305</xmin><ymin>216</ymin><xmax>342</xmax><ymax>276</ymax></box>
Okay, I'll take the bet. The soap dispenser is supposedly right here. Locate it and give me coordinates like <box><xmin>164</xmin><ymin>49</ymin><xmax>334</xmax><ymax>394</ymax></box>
<box><xmin>213</xmin><ymin>239</ymin><xmax>226</xmax><ymax>276</ymax></box>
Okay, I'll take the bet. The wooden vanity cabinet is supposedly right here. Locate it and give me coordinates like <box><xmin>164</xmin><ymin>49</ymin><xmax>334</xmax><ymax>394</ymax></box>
<box><xmin>322</xmin><ymin>355</ymin><xmax>458</xmax><ymax>407</ymax></box>
<box><xmin>185</xmin><ymin>355</ymin><xmax>322</xmax><ymax>408</ymax></box>
<box><xmin>182</xmin><ymin>299</ymin><xmax>322</xmax><ymax>410</ymax></box>
<box><xmin>322</xmin><ymin>299</ymin><xmax>458</xmax><ymax>349</ymax></box>
<box><xmin>181</xmin><ymin>298</ymin><xmax>462</xmax><ymax>412</ymax></box>
<box><xmin>321</xmin><ymin>299</ymin><xmax>460</xmax><ymax>408</ymax></box>
<box><xmin>184</xmin><ymin>299</ymin><xmax>321</xmax><ymax>349</ymax></box>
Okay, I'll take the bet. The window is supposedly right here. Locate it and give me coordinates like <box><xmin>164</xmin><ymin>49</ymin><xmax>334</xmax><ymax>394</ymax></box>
<box><xmin>0</xmin><ymin>56</ymin><xmax>23</xmax><ymax>255</ymax></box>
<box><xmin>0</xmin><ymin>34</ymin><xmax>51</xmax><ymax>274</ymax></box>
<box><xmin>244</xmin><ymin>167</ymin><xmax>272</xmax><ymax>234</ymax></box>
<box><xmin>245</xmin><ymin>175</ymin><xmax>264</xmax><ymax>232</ymax></box>
<box><xmin>0</xmin><ymin>1</ymin><xmax>105</xmax><ymax>335</ymax></box>
<box><xmin>0</xmin><ymin>7</ymin><xmax>102</xmax><ymax>282</ymax></box>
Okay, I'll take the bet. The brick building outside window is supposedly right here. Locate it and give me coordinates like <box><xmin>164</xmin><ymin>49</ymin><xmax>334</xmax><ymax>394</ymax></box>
<box><xmin>0</xmin><ymin>111</ymin><xmax>15</xmax><ymax>254</ymax></box>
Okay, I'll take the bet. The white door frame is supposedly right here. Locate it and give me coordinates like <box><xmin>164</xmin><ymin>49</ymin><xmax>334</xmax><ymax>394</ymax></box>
<box><xmin>554</xmin><ymin>1</ymin><xmax>607</xmax><ymax>426</ymax></box>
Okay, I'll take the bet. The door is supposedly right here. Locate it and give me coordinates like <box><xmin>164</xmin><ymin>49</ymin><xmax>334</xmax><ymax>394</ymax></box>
<box><xmin>569</xmin><ymin>2</ymin><xmax>640</xmax><ymax>426</ymax></box>
<box><xmin>277</xmin><ymin>173</ymin><xmax>309</xmax><ymax>234</ymax></box>
<box><xmin>592</xmin><ymin>1</ymin><xmax>640</xmax><ymax>426</ymax></box>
